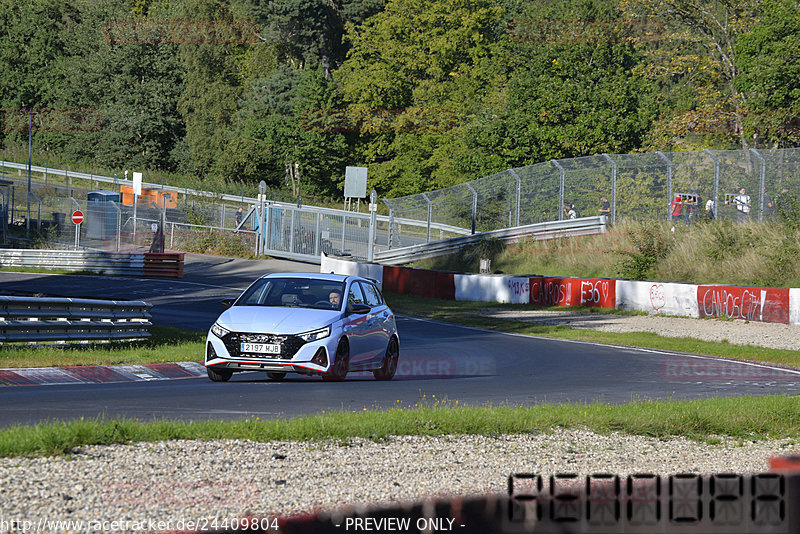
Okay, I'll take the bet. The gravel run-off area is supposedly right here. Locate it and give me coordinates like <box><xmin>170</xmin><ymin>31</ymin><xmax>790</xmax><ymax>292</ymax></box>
<box><xmin>2</xmin><ymin>311</ymin><xmax>798</xmax><ymax>526</ymax></box>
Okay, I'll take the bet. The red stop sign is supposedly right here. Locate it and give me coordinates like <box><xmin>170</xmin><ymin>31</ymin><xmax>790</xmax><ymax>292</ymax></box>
<box><xmin>71</xmin><ymin>210</ymin><xmax>84</xmax><ymax>225</ymax></box>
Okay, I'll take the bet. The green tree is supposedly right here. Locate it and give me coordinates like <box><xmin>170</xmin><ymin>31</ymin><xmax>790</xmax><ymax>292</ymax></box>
<box><xmin>621</xmin><ymin>0</ymin><xmax>761</xmax><ymax>151</ymax></box>
<box><xmin>735</xmin><ymin>0</ymin><xmax>800</xmax><ymax>148</ymax></box>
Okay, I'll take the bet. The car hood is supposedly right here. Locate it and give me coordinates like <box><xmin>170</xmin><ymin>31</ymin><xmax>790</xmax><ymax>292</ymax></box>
<box><xmin>218</xmin><ymin>306</ymin><xmax>340</xmax><ymax>334</ymax></box>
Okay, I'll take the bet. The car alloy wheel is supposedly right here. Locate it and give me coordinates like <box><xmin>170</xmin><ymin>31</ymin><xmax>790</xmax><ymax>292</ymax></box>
<box><xmin>373</xmin><ymin>336</ymin><xmax>399</xmax><ymax>381</ymax></box>
<box><xmin>323</xmin><ymin>339</ymin><xmax>349</xmax><ymax>381</ymax></box>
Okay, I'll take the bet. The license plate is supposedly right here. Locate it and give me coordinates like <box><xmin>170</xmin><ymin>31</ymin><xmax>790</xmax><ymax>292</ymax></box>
<box><xmin>240</xmin><ymin>343</ymin><xmax>281</xmax><ymax>355</ymax></box>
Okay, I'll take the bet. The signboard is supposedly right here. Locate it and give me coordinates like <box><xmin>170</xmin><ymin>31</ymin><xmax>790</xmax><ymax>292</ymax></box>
<box><xmin>71</xmin><ymin>210</ymin><xmax>84</xmax><ymax>225</ymax></box>
<box><xmin>132</xmin><ymin>172</ymin><xmax>143</xmax><ymax>196</ymax></box>
<box><xmin>344</xmin><ymin>166</ymin><xmax>368</xmax><ymax>198</ymax></box>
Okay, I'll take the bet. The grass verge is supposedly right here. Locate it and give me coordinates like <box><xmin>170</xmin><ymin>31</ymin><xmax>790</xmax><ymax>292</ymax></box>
<box><xmin>0</xmin><ymin>326</ymin><xmax>204</xmax><ymax>368</ymax></box>
<box><xmin>1</xmin><ymin>395</ymin><xmax>797</xmax><ymax>457</ymax></box>
<box><xmin>385</xmin><ymin>293</ymin><xmax>800</xmax><ymax>368</ymax></box>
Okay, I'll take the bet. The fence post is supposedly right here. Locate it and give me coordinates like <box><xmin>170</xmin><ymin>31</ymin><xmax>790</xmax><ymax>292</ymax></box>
<box><xmin>315</xmin><ymin>211</ymin><xmax>321</xmax><ymax>256</ymax></box>
<box><xmin>383</xmin><ymin>198</ymin><xmax>394</xmax><ymax>249</ymax></box>
<box><xmin>657</xmin><ymin>151</ymin><xmax>672</xmax><ymax>221</ymax></box>
<box><xmin>508</xmin><ymin>169</ymin><xmax>522</xmax><ymax>227</ymax></box>
<box><xmin>368</xmin><ymin>190</ymin><xmax>377</xmax><ymax>262</ymax></box>
<box><xmin>551</xmin><ymin>160</ymin><xmax>565</xmax><ymax>221</ymax></box>
<box><xmin>132</xmin><ymin>193</ymin><xmax>138</xmax><ymax>245</ymax></box>
<box><xmin>704</xmin><ymin>149</ymin><xmax>720</xmax><ymax>219</ymax></box>
<box><xmin>466</xmin><ymin>183</ymin><xmax>477</xmax><ymax>234</ymax></box>
<box><xmin>117</xmin><ymin>202</ymin><xmax>122</xmax><ymax>252</ymax></box>
<box><xmin>602</xmin><ymin>154</ymin><xmax>617</xmax><ymax>224</ymax></box>
<box><xmin>341</xmin><ymin>212</ymin><xmax>347</xmax><ymax>253</ymax></box>
<box><xmin>422</xmin><ymin>192</ymin><xmax>432</xmax><ymax>243</ymax></box>
<box><xmin>750</xmin><ymin>148</ymin><xmax>766</xmax><ymax>222</ymax></box>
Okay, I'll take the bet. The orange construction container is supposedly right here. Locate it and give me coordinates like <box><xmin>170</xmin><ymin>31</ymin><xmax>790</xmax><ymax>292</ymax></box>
<box><xmin>120</xmin><ymin>185</ymin><xmax>178</xmax><ymax>209</ymax></box>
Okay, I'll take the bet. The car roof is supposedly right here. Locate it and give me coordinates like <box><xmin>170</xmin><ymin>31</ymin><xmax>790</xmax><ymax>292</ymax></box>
<box><xmin>257</xmin><ymin>272</ymin><xmax>366</xmax><ymax>283</ymax></box>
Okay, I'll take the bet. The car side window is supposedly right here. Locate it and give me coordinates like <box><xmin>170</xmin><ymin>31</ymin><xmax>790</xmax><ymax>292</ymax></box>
<box><xmin>348</xmin><ymin>283</ymin><xmax>366</xmax><ymax>308</ymax></box>
<box><xmin>360</xmin><ymin>282</ymin><xmax>383</xmax><ymax>307</ymax></box>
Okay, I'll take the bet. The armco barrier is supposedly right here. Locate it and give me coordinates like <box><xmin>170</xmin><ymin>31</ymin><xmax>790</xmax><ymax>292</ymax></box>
<box><xmin>321</xmin><ymin>255</ymin><xmax>800</xmax><ymax>325</ymax></box>
<box><xmin>0</xmin><ymin>249</ymin><xmax>184</xmax><ymax>278</ymax></box>
<box><xmin>0</xmin><ymin>296</ymin><xmax>152</xmax><ymax>343</ymax></box>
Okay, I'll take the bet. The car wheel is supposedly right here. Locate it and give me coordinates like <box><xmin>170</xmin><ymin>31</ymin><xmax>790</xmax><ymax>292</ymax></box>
<box><xmin>323</xmin><ymin>339</ymin><xmax>349</xmax><ymax>381</ymax></box>
<box><xmin>373</xmin><ymin>336</ymin><xmax>399</xmax><ymax>381</ymax></box>
<box><xmin>207</xmin><ymin>367</ymin><xmax>233</xmax><ymax>382</ymax></box>
<box><xmin>267</xmin><ymin>371</ymin><xmax>287</xmax><ymax>381</ymax></box>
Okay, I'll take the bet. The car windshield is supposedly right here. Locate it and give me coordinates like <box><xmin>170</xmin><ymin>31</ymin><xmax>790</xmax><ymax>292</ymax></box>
<box><xmin>236</xmin><ymin>278</ymin><xmax>346</xmax><ymax>310</ymax></box>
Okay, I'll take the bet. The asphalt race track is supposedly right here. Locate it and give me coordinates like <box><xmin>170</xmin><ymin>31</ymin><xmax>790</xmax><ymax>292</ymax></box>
<box><xmin>1</xmin><ymin>253</ymin><xmax>799</xmax><ymax>427</ymax></box>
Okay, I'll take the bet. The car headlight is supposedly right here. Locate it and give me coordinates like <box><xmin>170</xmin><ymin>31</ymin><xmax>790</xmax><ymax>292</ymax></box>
<box><xmin>211</xmin><ymin>323</ymin><xmax>230</xmax><ymax>339</ymax></box>
<box><xmin>298</xmin><ymin>326</ymin><xmax>331</xmax><ymax>342</ymax></box>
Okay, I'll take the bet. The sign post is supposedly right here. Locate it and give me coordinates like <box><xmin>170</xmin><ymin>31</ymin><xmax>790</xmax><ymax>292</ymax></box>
<box><xmin>71</xmin><ymin>209</ymin><xmax>84</xmax><ymax>250</ymax></box>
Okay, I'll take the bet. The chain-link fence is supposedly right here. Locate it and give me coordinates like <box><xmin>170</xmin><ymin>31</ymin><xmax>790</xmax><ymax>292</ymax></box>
<box><xmin>384</xmin><ymin>147</ymin><xmax>800</xmax><ymax>246</ymax></box>
<box><xmin>2</xmin><ymin>147</ymin><xmax>799</xmax><ymax>262</ymax></box>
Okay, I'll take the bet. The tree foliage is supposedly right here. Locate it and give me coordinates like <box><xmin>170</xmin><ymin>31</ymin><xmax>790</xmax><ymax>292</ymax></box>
<box><xmin>0</xmin><ymin>0</ymin><xmax>797</xmax><ymax>203</ymax></box>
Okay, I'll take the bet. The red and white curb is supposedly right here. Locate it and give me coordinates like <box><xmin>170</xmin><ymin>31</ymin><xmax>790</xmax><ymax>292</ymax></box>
<box><xmin>0</xmin><ymin>361</ymin><xmax>206</xmax><ymax>386</ymax></box>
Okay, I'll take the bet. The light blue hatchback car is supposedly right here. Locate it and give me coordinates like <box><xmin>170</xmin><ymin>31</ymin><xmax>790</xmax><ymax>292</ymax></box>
<box><xmin>205</xmin><ymin>273</ymin><xmax>399</xmax><ymax>382</ymax></box>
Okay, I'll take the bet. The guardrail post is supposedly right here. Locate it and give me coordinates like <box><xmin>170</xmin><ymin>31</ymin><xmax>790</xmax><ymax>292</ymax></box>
<box><xmin>704</xmin><ymin>149</ymin><xmax>720</xmax><ymax>219</ymax></box>
<box><xmin>466</xmin><ymin>183</ymin><xmax>477</xmax><ymax>234</ymax></box>
<box><xmin>602</xmin><ymin>154</ymin><xmax>617</xmax><ymax>224</ymax></box>
<box><xmin>551</xmin><ymin>160</ymin><xmax>565</xmax><ymax>221</ymax></box>
<box><xmin>750</xmin><ymin>148</ymin><xmax>766</xmax><ymax>222</ymax></box>
<box><xmin>422</xmin><ymin>193</ymin><xmax>432</xmax><ymax>243</ymax></box>
<box><xmin>657</xmin><ymin>151</ymin><xmax>672</xmax><ymax>221</ymax></box>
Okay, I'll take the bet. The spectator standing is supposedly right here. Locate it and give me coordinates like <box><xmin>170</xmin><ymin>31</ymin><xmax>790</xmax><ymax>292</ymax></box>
<box><xmin>563</xmin><ymin>203</ymin><xmax>577</xmax><ymax>219</ymax></box>
<box><xmin>734</xmin><ymin>187</ymin><xmax>751</xmax><ymax>222</ymax></box>
<box><xmin>670</xmin><ymin>194</ymin><xmax>682</xmax><ymax>224</ymax></box>
<box><xmin>235</xmin><ymin>206</ymin><xmax>244</xmax><ymax>227</ymax></box>
<box><xmin>704</xmin><ymin>199</ymin><xmax>715</xmax><ymax>220</ymax></box>
<box><xmin>599</xmin><ymin>196</ymin><xmax>610</xmax><ymax>217</ymax></box>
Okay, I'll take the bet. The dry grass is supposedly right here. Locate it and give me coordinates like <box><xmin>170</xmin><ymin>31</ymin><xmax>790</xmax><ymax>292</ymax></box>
<box><xmin>416</xmin><ymin>219</ymin><xmax>800</xmax><ymax>287</ymax></box>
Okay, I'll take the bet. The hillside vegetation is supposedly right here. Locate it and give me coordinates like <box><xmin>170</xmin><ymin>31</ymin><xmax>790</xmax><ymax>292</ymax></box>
<box><xmin>415</xmin><ymin>218</ymin><xmax>800</xmax><ymax>288</ymax></box>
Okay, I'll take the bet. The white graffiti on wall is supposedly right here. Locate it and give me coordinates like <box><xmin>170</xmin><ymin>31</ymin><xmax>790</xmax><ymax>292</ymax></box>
<box><xmin>700</xmin><ymin>288</ymin><xmax>768</xmax><ymax>321</ymax></box>
<box><xmin>580</xmin><ymin>280</ymin><xmax>611</xmax><ymax>306</ymax></box>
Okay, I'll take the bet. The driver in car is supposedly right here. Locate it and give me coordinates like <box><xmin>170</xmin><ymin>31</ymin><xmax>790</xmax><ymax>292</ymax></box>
<box><xmin>328</xmin><ymin>290</ymin><xmax>342</xmax><ymax>309</ymax></box>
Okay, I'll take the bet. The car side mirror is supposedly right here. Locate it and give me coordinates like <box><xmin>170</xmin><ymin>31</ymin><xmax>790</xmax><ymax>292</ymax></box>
<box><xmin>221</xmin><ymin>298</ymin><xmax>235</xmax><ymax>309</ymax></box>
<box><xmin>348</xmin><ymin>303</ymin><xmax>371</xmax><ymax>315</ymax></box>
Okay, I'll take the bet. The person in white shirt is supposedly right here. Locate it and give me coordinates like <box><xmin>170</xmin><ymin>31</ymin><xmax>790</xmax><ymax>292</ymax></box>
<box><xmin>734</xmin><ymin>187</ymin><xmax>750</xmax><ymax>222</ymax></box>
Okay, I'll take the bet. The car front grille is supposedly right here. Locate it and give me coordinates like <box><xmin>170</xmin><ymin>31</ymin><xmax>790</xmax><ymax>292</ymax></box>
<box><xmin>221</xmin><ymin>332</ymin><xmax>306</xmax><ymax>360</ymax></box>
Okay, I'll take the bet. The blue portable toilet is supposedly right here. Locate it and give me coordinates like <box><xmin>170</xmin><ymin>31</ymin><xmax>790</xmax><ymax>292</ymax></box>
<box><xmin>86</xmin><ymin>190</ymin><xmax>121</xmax><ymax>239</ymax></box>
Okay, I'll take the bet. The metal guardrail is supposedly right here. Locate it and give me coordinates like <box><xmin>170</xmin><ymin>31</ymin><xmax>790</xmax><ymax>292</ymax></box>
<box><xmin>0</xmin><ymin>296</ymin><xmax>151</xmax><ymax>343</ymax></box>
<box><xmin>373</xmin><ymin>216</ymin><xmax>608</xmax><ymax>265</ymax></box>
<box><xmin>0</xmin><ymin>249</ymin><xmax>184</xmax><ymax>278</ymax></box>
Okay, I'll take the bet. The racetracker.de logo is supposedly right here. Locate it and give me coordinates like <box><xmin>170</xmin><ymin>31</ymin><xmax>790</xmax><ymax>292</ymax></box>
<box><xmin>661</xmin><ymin>359</ymin><xmax>800</xmax><ymax>381</ymax></box>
